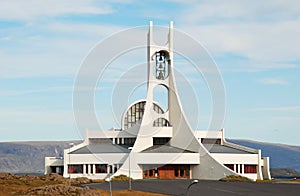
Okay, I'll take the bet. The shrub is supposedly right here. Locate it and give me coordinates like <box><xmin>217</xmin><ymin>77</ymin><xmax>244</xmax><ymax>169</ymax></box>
<box><xmin>111</xmin><ymin>174</ymin><xmax>133</xmax><ymax>182</ymax></box>
<box><xmin>219</xmin><ymin>175</ymin><xmax>253</xmax><ymax>182</ymax></box>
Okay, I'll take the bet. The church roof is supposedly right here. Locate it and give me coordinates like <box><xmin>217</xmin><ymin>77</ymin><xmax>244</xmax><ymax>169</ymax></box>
<box><xmin>70</xmin><ymin>143</ymin><xmax>131</xmax><ymax>154</ymax></box>
<box><xmin>203</xmin><ymin>144</ymin><xmax>255</xmax><ymax>154</ymax></box>
<box><xmin>141</xmin><ymin>145</ymin><xmax>197</xmax><ymax>153</ymax></box>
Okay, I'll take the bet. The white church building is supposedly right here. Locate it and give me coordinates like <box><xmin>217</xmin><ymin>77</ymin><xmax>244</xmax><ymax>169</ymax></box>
<box><xmin>45</xmin><ymin>22</ymin><xmax>271</xmax><ymax>181</ymax></box>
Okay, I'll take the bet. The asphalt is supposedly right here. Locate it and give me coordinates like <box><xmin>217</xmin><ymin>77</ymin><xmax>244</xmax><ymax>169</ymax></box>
<box><xmin>78</xmin><ymin>179</ymin><xmax>300</xmax><ymax>196</ymax></box>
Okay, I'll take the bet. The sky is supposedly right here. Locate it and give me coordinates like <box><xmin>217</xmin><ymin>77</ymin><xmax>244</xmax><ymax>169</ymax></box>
<box><xmin>0</xmin><ymin>0</ymin><xmax>299</xmax><ymax>145</ymax></box>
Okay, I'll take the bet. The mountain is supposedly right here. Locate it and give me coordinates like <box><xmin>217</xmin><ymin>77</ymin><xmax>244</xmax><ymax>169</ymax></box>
<box><xmin>270</xmin><ymin>168</ymin><xmax>300</xmax><ymax>178</ymax></box>
<box><xmin>0</xmin><ymin>139</ymin><xmax>299</xmax><ymax>175</ymax></box>
<box><xmin>229</xmin><ymin>139</ymin><xmax>300</xmax><ymax>172</ymax></box>
<box><xmin>0</xmin><ymin>141</ymin><xmax>81</xmax><ymax>174</ymax></box>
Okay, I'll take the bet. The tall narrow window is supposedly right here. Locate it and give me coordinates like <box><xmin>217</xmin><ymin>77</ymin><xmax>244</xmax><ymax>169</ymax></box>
<box><xmin>149</xmin><ymin>169</ymin><xmax>153</xmax><ymax>177</ymax></box>
<box><xmin>91</xmin><ymin>164</ymin><xmax>94</xmax><ymax>174</ymax></box>
<box><xmin>180</xmin><ymin>165</ymin><xmax>184</xmax><ymax>177</ymax></box>
<box><xmin>85</xmin><ymin>164</ymin><xmax>88</xmax><ymax>174</ymax></box>
<box><xmin>185</xmin><ymin>165</ymin><xmax>190</xmax><ymax>177</ymax></box>
<box><xmin>174</xmin><ymin>165</ymin><xmax>179</xmax><ymax>177</ymax></box>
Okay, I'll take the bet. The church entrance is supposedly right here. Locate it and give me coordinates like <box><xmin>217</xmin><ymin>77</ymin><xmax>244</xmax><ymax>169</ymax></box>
<box><xmin>143</xmin><ymin>164</ymin><xmax>190</xmax><ymax>179</ymax></box>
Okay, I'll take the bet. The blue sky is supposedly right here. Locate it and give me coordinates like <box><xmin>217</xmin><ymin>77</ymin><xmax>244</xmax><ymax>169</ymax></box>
<box><xmin>0</xmin><ymin>0</ymin><xmax>299</xmax><ymax>145</ymax></box>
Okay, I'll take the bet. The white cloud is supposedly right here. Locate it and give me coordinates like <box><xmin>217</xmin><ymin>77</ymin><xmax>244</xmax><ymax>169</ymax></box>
<box><xmin>0</xmin><ymin>0</ymin><xmax>115</xmax><ymax>21</ymax></box>
<box><xmin>177</xmin><ymin>20</ymin><xmax>300</xmax><ymax>72</ymax></box>
<box><xmin>0</xmin><ymin>48</ymin><xmax>81</xmax><ymax>78</ymax></box>
<box><xmin>0</xmin><ymin>86</ymin><xmax>73</xmax><ymax>96</ymax></box>
<box><xmin>179</xmin><ymin>0</ymin><xmax>300</xmax><ymax>23</ymax></box>
<box><xmin>43</xmin><ymin>22</ymin><xmax>124</xmax><ymax>38</ymax></box>
<box><xmin>181</xmin><ymin>21</ymin><xmax>300</xmax><ymax>61</ymax></box>
<box><xmin>259</xmin><ymin>78</ymin><xmax>288</xmax><ymax>85</ymax></box>
<box><xmin>169</xmin><ymin>1</ymin><xmax>300</xmax><ymax>72</ymax></box>
<box><xmin>0</xmin><ymin>21</ymin><xmax>146</xmax><ymax>78</ymax></box>
<box><xmin>0</xmin><ymin>31</ymin><xmax>103</xmax><ymax>78</ymax></box>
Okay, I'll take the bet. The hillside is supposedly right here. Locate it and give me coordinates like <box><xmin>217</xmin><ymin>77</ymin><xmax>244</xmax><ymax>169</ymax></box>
<box><xmin>229</xmin><ymin>139</ymin><xmax>300</xmax><ymax>172</ymax></box>
<box><xmin>0</xmin><ymin>141</ymin><xmax>81</xmax><ymax>174</ymax></box>
<box><xmin>0</xmin><ymin>140</ymin><xmax>299</xmax><ymax>175</ymax></box>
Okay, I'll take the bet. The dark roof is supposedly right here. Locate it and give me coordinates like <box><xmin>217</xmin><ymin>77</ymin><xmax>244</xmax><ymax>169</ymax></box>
<box><xmin>71</xmin><ymin>143</ymin><xmax>252</xmax><ymax>154</ymax></box>
<box><xmin>142</xmin><ymin>145</ymin><xmax>197</xmax><ymax>153</ymax></box>
<box><xmin>203</xmin><ymin>144</ymin><xmax>255</xmax><ymax>154</ymax></box>
<box><xmin>70</xmin><ymin>143</ymin><xmax>130</xmax><ymax>154</ymax></box>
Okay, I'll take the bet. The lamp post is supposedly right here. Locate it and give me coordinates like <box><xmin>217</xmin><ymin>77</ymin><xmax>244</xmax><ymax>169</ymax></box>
<box><xmin>128</xmin><ymin>147</ymin><xmax>133</xmax><ymax>190</ymax></box>
<box><xmin>185</xmin><ymin>179</ymin><xmax>199</xmax><ymax>196</ymax></box>
<box><xmin>108</xmin><ymin>164</ymin><xmax>112</xmax><ymax>196</ymax></box>
<box><xmin>68</xmin><ymin>142</ymin><xmax>74</xmax><ymax>186</ymax></box>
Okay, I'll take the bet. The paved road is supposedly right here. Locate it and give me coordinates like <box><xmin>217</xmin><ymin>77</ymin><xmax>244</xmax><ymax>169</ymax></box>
<box><xmin>78</xmin><ymin>179</ymin><xmax>300</xmax><ymax>196</ymax></box>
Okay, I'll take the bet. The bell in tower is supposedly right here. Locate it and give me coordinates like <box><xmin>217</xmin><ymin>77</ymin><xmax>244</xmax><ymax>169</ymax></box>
<box><xmin>155</xmin><ymin>51</ymin><xmax>169</xmax><ymax>80</ymax></box>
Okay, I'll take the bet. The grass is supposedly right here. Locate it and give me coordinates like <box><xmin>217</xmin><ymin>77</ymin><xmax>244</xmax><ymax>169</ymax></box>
<box><xmin>0</xmin><ymin>173</ymin><xmax>166</xmax><ymax>196</ymax></box>
<box><xmin>111</xmin><ymin>174</ymin><xmax>133</xmax><ymax>182</ymax></box>
<box><xmin>219</xmin><ymin>175</ymin><xmax>253</xmax><ymax>182</ymax></box>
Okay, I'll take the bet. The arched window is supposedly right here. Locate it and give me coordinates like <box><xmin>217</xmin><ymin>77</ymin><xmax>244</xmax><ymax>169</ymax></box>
<box><xmin>123</xmin><ymin>101</ymin><xmax>165</xmax><ymax>129</ymax></box>
<box><xmin>153</xmin><ymin>118</ymin><xmax>170</xmax><ymax>127</ymax></box>
<box><xmin>153</xmin><ymin>84</ymin><xmax>168</xmax><ymax>112</ymax></box>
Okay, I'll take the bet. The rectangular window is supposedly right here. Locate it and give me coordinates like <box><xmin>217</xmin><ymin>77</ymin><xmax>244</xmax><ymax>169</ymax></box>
<box><xmin>143</xmin><ymin>169</ymin><xmax>148</xmax><ymax>177</ymax></box>
<box><xmin>224</xmin><ymin>164</ymin><xmax>234</xmax><ymax>171</ymax></box>
<box><xmin>95</xmin><ymin>164</ymin><xmax>107</xmax><ymax>173</ymax></box>
<box><xmin>89</xmin><ymin>138</ymin><xmax>111</xmax><ymax>144</ymax></box>
<box><xmin>180</xmin><ymin>165</ymin><xmax>184</xmax><ymax>177</ymax></box>
<box><xmin>201</xmin><ymin>138</ymin><xmax>221</xmax><ymax>144</ymax></box>
<box><xmin>153</xmin><ymin>137</ymin><xmax>170</xmax><ymax>145</ymax></box>
<box><xmin>85</xmin><ymin>164</ymin><xmax>88</xmax><ymax>174</ymax></box>
<box><xmin>68</xmin><ymin>164</ymin><xmax>83</xmax><ymax>174</ymax></box>
<box><xmin>155</xmin><ymin>168</ymin><xmax>158</xmax><ymax>177</ymax></box>
<box><xmin>108</xmin><ymin>165</ymin><xmax>113</xmax><ymax>174</ymax></box>
<box><xmin>149</xmin><ymin>169</ymin><xmax>153</xmax><ymax>177</ymax></box>
<box><xmin>91</xmin><ymin>164</ymin><xmax>94</xmax><ymax>174</ymax></box>
<box><xmin>185</xmin><ymin>165</ymin><xmax>190</xmax><ymax>176</ymax></box>
<box><xmin>244</xmin><ymin>165</ymin><xmax>257</xmax><ymax>173</ymax></box>
<box><xmin>174</xmin><ymin>165</ymin><xmax>179</xmax><ymax>177</ymax></box>
<box><xmin>124</xmin><ymin>138</ymin><xmax>136</xmax><ymax>145</ymax></box>
<box><xmin>113</xmin><ymin>165</ymin><xmax>118</xmax><ymax>173</ymax></box>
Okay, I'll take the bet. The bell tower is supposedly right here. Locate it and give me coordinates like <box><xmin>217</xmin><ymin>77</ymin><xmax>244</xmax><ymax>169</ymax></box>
<box><xmin>145</xmin><ymin>20</ymin><xmax>173</xmax><ymax>125</ymax></box>
<box><xmin>130</xmin><ymin>21</ymin><xmax>199</xmax><ymax>152</ymax></box>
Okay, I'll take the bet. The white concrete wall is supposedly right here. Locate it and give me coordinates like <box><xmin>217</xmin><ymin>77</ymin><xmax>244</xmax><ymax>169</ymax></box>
<box><xmin>262</xmin><ymin>157</ymin><xmax>271</xmax><ymax>180</ymax></box>
<box><xmin>152</xmin><ymin>127</ymin><xmax>173</xmax><ymax>137</ymax></box>
<box><xmin>87</xmin><ymin>128</ymin><xmax>139</xmax><ymax>139</ymax></box>
<box><xmin>67</xmin><ymin>153</ymin><xmax>128</xmax><ymax>165</ymax></box>
<box><xmin>63</xmin><ymin>152</ymin><xmax>128</xmax><ymax>178</ymax></box>
<box><xmin>137</xmin><ymin>153</ymin><xmax>200</xmax><ymax>164</ymax></box>
<box><xmin>109</xmin><ymin>152</ymin><xmax>200</xmax><ymax>180</ymax></box>
<box><xmin>193</xmin><ymin>147</ymin><xmax>237</xmax><ymax>180</ymax></box>
<box><xmin>208</xmin><ymin>153</ymin><xmax>263</xmax><ymax>180</ymax></box>
<box><xmin>210</xmin><ymin>153</ymin><xmax>259</xmax><ymax>164</ymax></box>
<box><xmin>45</xmin><ymin>157</ymin><xmax>63</xmax><ymax>174</ymax></box>
<box><xmin>194</xmin><ymin>131</ymin><xmax>222</xmax><ymax>139</ymax></box>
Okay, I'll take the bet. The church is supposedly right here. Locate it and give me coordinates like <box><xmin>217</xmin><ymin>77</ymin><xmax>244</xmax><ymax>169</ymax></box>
<box><xmin>45</xmin><ymin>22</ymin><xmax>271</xmax><ymax>181</ymax></box>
